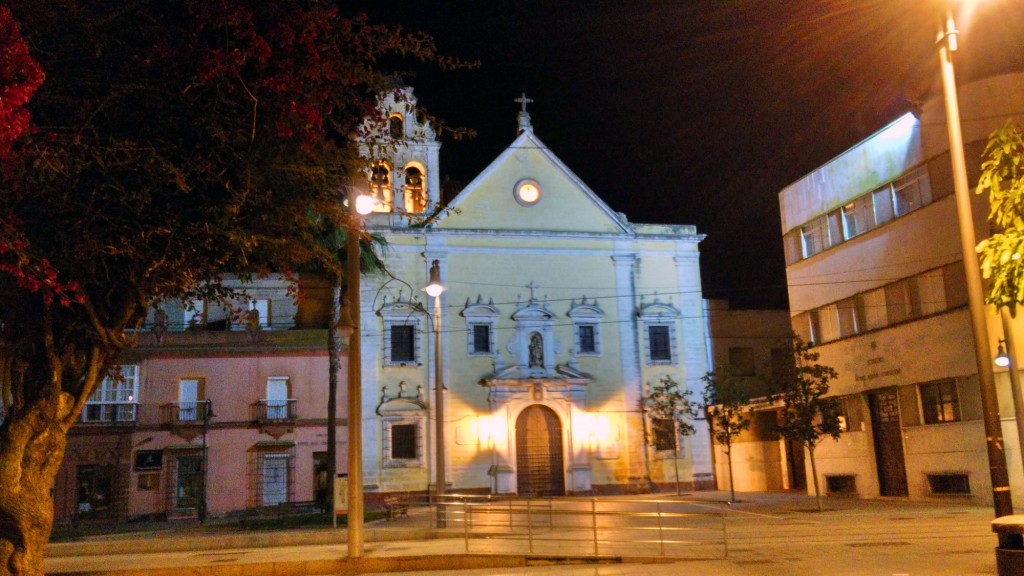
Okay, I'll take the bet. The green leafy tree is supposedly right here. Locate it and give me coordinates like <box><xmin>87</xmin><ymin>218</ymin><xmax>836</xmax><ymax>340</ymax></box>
<box><xmin>773</xmin><ymin>335</ymin><xmax>842</xmax><ymax>512</ymax></box>
<box><xmin>701</xmin><ymin>370</ymin><xmax>752</xmax><ymax>503</ymax></box>
<box><xmin>644</xmin><ymin>375</ymin><xmax>699</xmax><ymax>495</ymax></box>
<box><xmin>0</xmin><ymin>3</ymin><xmax>466</xmax><ymax>574</ymax></box>
<box><xmin>976</xmin><ymin>122</ymin><xmax>1024</xmax><ymax>313</ymax></box>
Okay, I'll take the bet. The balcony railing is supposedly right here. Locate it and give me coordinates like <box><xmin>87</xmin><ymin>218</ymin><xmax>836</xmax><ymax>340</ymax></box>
<box><xmin>161</xmin><ymin>400</ymin><xmax>214</xmax><ymax>426</ymax></box>
<box><xmin>254</xmin><ymin>399</ymin><xmax>297</xmax><ymax>423</ymax></box>
<box><xmin>79</xmin><ymin>402</ymin><xmax>138</xmax><ymax>424</ymax></box>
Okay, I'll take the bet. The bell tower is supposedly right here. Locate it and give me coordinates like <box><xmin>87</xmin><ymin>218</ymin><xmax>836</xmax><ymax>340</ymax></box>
<box><xmin>356</xmin><ymin>87</ymin><xmax>442</xmax><ymax>224</ymax></box>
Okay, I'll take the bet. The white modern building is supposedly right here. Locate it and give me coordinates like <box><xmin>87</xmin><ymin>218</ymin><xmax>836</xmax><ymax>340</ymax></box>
<box><xmin>779</xmin><ymin>72</ymin><xmax>1024</xmax><ymax>504</ymax></box>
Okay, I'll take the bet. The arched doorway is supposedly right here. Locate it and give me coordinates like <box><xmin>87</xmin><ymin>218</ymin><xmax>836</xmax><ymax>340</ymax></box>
<box><xmin>515</xmin><ymin>405</ymin><xmax>565</xmax><ymax>496</ymax></box>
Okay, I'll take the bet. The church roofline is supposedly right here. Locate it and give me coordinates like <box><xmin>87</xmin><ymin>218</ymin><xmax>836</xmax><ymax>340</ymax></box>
<box><xmin>439</xmin><ymin>130</ymin><xmax>633</xmax><ymax>234</ymax></box>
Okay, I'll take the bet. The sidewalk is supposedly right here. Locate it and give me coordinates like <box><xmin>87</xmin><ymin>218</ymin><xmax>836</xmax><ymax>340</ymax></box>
<box><xmin>45</xmin><ymin>491</ymin><xmax>1001</xmax><ymax>576</ymax></box>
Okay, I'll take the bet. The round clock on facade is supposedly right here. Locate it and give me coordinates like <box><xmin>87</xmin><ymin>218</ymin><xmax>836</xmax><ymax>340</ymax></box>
<box><xmin>514</xmin><ymin>179</ymin><xmax>542</xmax><ymax>206</ymax></box>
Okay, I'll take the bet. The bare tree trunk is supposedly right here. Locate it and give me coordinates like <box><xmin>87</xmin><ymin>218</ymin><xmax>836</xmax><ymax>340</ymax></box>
<box><xmin>326</xmin><ymin>282</ymin><xmax>342</xmax><ymax>527</ymax></box>
<box><xmin>672</xmin><ymin>447</ymin><xmax>681</xmax><ymax>495</ymax></box>
<box><xmin>0</xmin><ymin>394</ymin><xmax>72</xmax><ymax>576</ymax></box>
<box><xmin>726</xmin><ymin>447</ymin><xmax>736</xmax><ymax>503</ymax></box>
<box><xmin>808</xmin><ymin>444</ymin><xmax>822</xmax><ymax>512</ymax></box>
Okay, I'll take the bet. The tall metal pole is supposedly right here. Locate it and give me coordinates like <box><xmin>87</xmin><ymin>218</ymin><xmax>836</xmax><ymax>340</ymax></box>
<box><xmin>937</xmin><ymin>8</ymin><xmax>1013</xmax><ymax>518</ymax></box>
<box><xmin>1000</xmin><ymin>307</ymin><xmax>1024</xmax><ymax>481</ymax></box>
<box><xmin>433</xmin><ymin>270</ymin><xmax>446</xmax><ymax>528</ymax></box>
<box><xmin>345</xmin><ymin>187</ymin><xmax>364</xmax><ymax>557</ymax></box>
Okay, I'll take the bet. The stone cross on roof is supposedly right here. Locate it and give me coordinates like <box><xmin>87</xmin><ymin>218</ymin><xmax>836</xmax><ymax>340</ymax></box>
<box><xmin>515</xmin><ymin>92</ymin><xmax>533</xmax><ymax>114</ymax></box>
<box><xmin>515</xmin><ymin>92</ymin><xmax>534</xmax><ymax>133</ymax></box>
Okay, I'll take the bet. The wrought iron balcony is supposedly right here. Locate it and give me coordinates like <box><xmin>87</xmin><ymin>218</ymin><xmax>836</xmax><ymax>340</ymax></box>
<box><xmin>161</xmin><ymin>399</ymin><xmax>214</xmax><ymax>426</ymax></box>
<box><xmin>254</xmin><ymin>399</ymin><xmax>297</xmax><ymax>424</ymax></box>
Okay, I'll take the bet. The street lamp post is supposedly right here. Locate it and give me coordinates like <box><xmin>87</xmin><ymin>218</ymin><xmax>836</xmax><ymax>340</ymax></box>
<box><xmin>343</xmin><ymin>186</ymin><xmax>373</xmax><ymax>557</ymax></box>
<box><xmin>998</xmin><ymin>309</ymin><xmax>1024</xmax><ymax>482</ymax></box>
<box><xmin>422</xmin><ymin>259</ymin><xmax>446</xmax><ymax>528</ymax></box>
<box><xmin>936</xmin><ymin>6</ymin><xmax>1014</xmax><ymax>519</ymax></box>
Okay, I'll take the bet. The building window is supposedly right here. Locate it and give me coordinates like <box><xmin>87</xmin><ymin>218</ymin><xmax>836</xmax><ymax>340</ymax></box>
<box><xmin>893</xmin><ymin>165</ymin><xmax>932</xmax><ymax>217</ymax></box>
<box><xmin>857</xmin><ymin>288</ymin><xmax>887</xmax><ymax>332</ymax></box>
<box><xmin>262</xmin><ymin>454</ymin><xmax>290</xmax><ymax>506</ymax></box>
<box><xmin>648</xmin><ymin>325</ymin><xmax>672</xmax><ymax>363</ymax></box>
<box><xmin>76</xmin><ymin>465</ymin><xmax>113</xmax><ymax>516</ymax></box>
<box><xmin>885</xmin><ymin>279</ymin><xmax>920</xmax><ymax>325</ymax></box>
<box><xmin>729</xmin><ymin>347</ymin><xmax>755</xmax><ymax>376</ymax></box>
<box><xmin>381</xmin><ymin>301</ymin><xmax>424</xmax><ymax>366</ymax></box>
<box><xmin>382</xmin><ymin>417</ymin><xmax>425</xmax><ymax>468</ymax></box>
<box><xmin>638</xmin><ymin>301</ymin><xmax>678</xmax><ymax>365</ymax></box>
<box><xmin>177</xmin><ymin>378</ymin><xmax>203</xmax><ymax>422</ymax></box>
<box><xmin>652</xmin><ymin>418</ymin><xmax>676</xmax><ymax>451</ymax></box>
<box><xmin>578</xmin><ymin>324</ymin><xmax>597</xmax><ymax>354</ymax></box>
<box><xmin>841</xmin><ymin>195</ymin><xmax>874</xmax><ymax>240</ymax></box>
<box><xmin>390</xmin><ymin>325</ymin><xmax>415</xmax><ymax>363</ymax></box>
<box><xmin>788</xmin><ymin>164</ymin><xmax>932</xmax><ymax>263</ymax></box>
<box><xmin>391</xmin><ymin>424</ymin><xmax>417</xmax><ymax>459</ymax></box>
<box><xmin>812</xmin><ymin>304</ymin><xmax>840</xmax><ymax>344</ymax></box>
<box><xmin>462</xmin><ymin>301</ymin><xmax>499</xmax><ymax>357</ymax></box>
<box><xmin>83</xmin><ymin>365</ymin><xmax>139</xmax><ymax>423</ymax></box>
<box><xmin>836</xmin><ymin>296</ymin><xmax>861</xmax><ymax>338</ymax></box>
<box><xmin>247</xmin><ymin>446</ymin><xmax>295</xmax><ymax>508</ymax></box>
<box><xmin>920</xmin><ymin>379</ymin><xmax>960</xmax><ymax>424</ymax></box>
<box><xmin>801</xmin><ymin>214</ymin><xmax>830</xmax><ymax>258</ymax></box>
<box><xmin>568</xmin><ymin>299</ymin><xmax>603</xmax><ymax>356</ymax></box>
<box><xmin>872</xmin><ymin>185</ymin><xmax>894</xmax><ymax>227</ymax></box>
<box><xmin>264</xmin><ymin>377</ymin><xmax>291</xmax><ymax>420</ymax></box>
<box><xmin>927</xmin><ymin>473</ymin><xmax>970</xmax><ymax>495</ymax></box>
<box><xmin>470</xmin><ymin>324</ymin><xmax>492</xmax><ymax>354</ymax></box>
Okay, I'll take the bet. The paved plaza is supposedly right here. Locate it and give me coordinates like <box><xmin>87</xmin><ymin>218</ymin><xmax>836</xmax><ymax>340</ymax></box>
<box><xmin>45</xmin><ymin>491</ymin><xmax>1001</xmax><ymax>576</ymax></box>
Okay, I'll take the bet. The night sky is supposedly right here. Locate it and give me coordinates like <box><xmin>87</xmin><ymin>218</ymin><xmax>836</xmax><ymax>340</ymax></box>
<box><xmin>349</xmin><ymin>1</ymin><xmax>1024</xmax><ymax>309</ymax></box>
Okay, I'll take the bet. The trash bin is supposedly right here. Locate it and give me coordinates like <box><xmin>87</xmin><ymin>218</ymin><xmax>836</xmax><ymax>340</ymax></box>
<box><xmin>992</xmin><ymin>515</ymin><xmax>1024</xmax><ymax>576</ymax></box>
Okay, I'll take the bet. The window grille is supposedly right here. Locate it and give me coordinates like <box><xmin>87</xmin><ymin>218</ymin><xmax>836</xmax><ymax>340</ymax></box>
<box><xmin>919</xmin><ymin>379</ymin><xmax>960</xmax><ymax>424</ymax></box>
<box><xmin>648</xmin><ymin>326</ymin><xmax>671</xmax><ymax>362</ymax></box>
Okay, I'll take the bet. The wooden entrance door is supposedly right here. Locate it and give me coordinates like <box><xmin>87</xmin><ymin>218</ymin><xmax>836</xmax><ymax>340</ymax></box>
<box><xmin>869</xmin><ymin>389</ymin><xmax>908</xmax><ymax>496</ymax></box>
<box><xmin>515</xmin><ymin>405</ymin><xmax>565</xmax><ymax>496</ymax></box>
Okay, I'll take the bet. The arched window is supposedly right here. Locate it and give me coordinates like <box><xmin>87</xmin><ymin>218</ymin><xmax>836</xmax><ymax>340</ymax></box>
<box><xmin>388</xmin><ymin>115</ymin><xmax>404</xmax><ymax>140</ymax></box>
<box><xmin>403</xmin><ymin>166</ymin><xmax>427</xmax><ymax>213</ymax></box>
<box><xmin>370</xmin><ymin>162</ymin><xmax>393</xmax><ymax>212</ymax></box>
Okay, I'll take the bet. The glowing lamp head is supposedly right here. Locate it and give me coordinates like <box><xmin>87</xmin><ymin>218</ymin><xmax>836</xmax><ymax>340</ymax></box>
<box><xmin>422</xmin><ymin>259</ymin><xmax>445</xmax><ymax>298</ymax></box>
<box><xmin>996</xmin><ymin>340</ymin><xmax>1011</xmax><ymax>368</ymax></box>
<box><xmin>354</xmin><ymin>192</ymin><xmax>375</xmax><ymax>215</ymax></box>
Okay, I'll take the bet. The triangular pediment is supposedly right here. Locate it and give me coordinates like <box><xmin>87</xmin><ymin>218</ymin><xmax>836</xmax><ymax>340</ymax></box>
<box><xmin>437</xmin><ymin>131</ymin><xmax>631</xmax><ymax>234</ymax></box>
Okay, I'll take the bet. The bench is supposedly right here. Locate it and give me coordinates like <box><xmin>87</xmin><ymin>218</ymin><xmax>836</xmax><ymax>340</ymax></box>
<box><xmin>383</xmin><ymin>496</ymin><xmax>409</xmax><ymax>521</ymax></box>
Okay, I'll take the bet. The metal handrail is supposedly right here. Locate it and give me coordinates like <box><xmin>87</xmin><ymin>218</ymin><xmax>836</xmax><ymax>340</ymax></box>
<box><xmin>400</xmin><ymin>493</ymin><xmax>727</xmax><ymax>559</ymax></box>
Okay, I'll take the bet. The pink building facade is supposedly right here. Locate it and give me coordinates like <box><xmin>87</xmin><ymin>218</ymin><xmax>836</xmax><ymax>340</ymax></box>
<box><xmin>53</xmin><ymin>278</ymin><xmax>346</xmax><ymax>523</ymax></box>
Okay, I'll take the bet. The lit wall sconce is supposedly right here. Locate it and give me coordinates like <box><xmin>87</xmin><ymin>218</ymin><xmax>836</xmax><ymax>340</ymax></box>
<box><xmin>996</xmin><ymin>339</ymin><xmax>1011</xmax><ymax>368</ymax></box>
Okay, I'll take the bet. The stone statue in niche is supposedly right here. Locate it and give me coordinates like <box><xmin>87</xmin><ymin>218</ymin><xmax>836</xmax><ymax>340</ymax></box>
<box><xmin>529</xmin><ymin>332</ymin><xmax>543</xmax><ymax>368</ymax></box>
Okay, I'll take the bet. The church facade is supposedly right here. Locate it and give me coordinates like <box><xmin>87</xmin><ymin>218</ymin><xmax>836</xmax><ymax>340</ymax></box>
<box><xmin>353</xmin><ymin>89</ymin><xmax>714</xmax><ymax>496</ymax></box>
<box><xmin>42</xmin><ymin>89</ymin><xmax>716</xmax><ymax>525</ymax></box>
